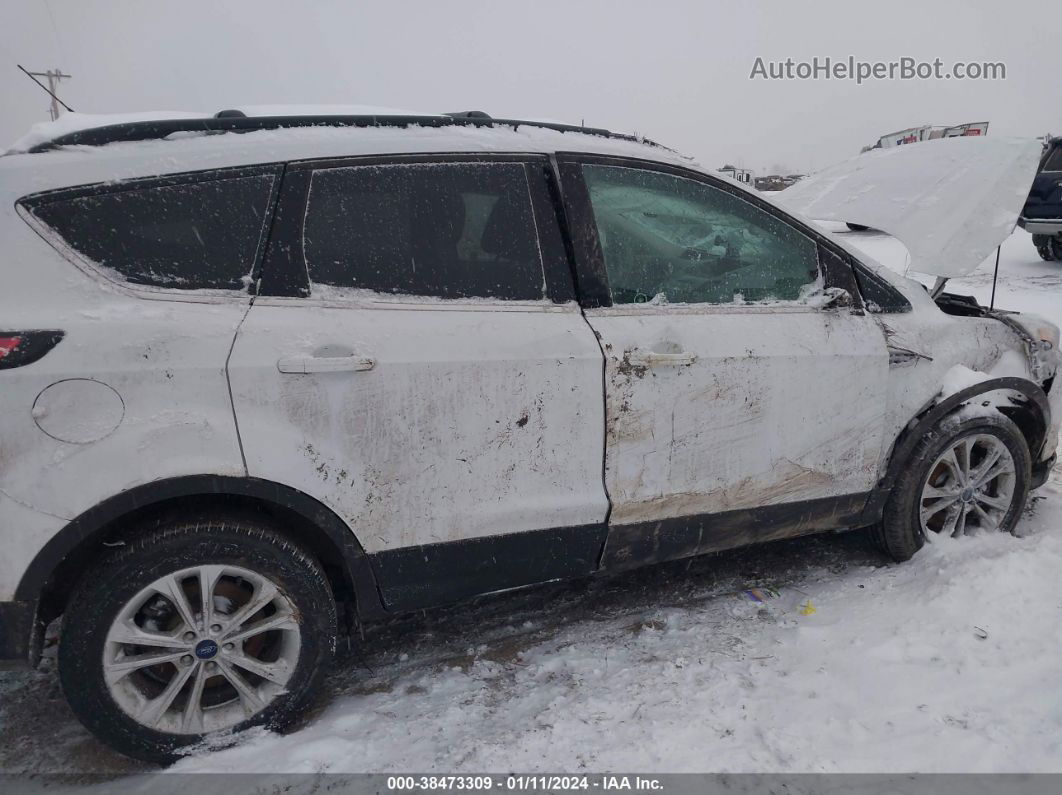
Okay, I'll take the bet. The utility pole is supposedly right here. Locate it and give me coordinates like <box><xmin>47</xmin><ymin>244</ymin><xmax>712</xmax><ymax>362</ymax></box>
<box><xmin>18</xmin><ymin>66</ymin><xmax>73</xmax><ymax>120</ymax></box>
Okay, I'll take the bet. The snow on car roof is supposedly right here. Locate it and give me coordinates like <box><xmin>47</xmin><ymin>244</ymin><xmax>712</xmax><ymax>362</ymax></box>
<box><xmin>8</xmin><ymin>111</ymin><xmax>212</xmax><ymax>154</ymax></box>
<box><xmin>0</xmin><ymin>114</ymin><xmax>694</xmax><ymax>199</ymax></box>
<box><xmin>6</xmin><ymin>105</ymin><xmax>655</xmax><ymax>156</ymax></box>
<box><xmin>6</xmin><ymin>106</ymin><xmax>446</xmax><ymax>153</ymax></box>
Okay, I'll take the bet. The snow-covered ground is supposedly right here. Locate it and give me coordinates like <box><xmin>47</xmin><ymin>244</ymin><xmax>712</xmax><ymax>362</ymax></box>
<box><xmin>1</xmin><ymin>228</ymin><xmax>1060</xmax><ymax>777</ymax></box>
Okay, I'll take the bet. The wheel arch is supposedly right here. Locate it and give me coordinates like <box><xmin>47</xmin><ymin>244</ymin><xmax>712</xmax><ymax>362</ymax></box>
<box><xmin>16</xmin><ymin>475</ymin><xmax>389</xmax><ymax>626</ymax></box>
<box><xmin>866</xmin><ymin>376</ymin><xmax>1051</xmax><ymax>519</ymax></box>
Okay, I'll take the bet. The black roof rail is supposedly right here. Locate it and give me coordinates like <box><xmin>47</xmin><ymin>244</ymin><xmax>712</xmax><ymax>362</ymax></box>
<box><xmin>27</xmin><ymin>112</ymin><xmax>665</xmax><ymax>153</ymax></box>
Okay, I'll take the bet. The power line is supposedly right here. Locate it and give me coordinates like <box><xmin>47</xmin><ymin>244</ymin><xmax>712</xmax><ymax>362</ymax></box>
<box><xmin>17</xmin><ymin>64</ymin><xmax>74</xmax><ymax>121</ymax></box>
<box><xmin>43</xmin><ymin>0</ymin><xmax>67</xmax><ymax>62</ymax></box>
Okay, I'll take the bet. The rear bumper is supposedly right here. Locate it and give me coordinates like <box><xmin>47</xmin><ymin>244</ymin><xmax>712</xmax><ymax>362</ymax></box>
<box><xmin>1019</xmin><ymin>217</ymin><xmax>1062</xmax><ymax>235</ymax></box>
<box><xmin>0</xmin><ymin>600</ymin><xmax>42</xmax><ymax>670</ymax></box>
<box><xmin>1031</xmin><ymin>454</ymin><xmax>1056</xmax><ymax>490</ymax></box>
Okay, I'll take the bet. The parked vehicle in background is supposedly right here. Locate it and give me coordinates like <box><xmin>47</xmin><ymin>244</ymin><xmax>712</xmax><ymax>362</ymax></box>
<box><xmin>718</xmin><ymin>164</ymin><xmax>754</xmax><ymax>185</ymax></box>
<box><xmin>0</xmin><ymin>110</ymin><xmax>1058</xmax><ymax>763</ymax></box>
<box><xmin>754</xmin><ymin>173</ymin><xmax>805</xmax><ymax>192</ymax></box>
<box><xmin>1019</xmin><ymin>137</ymin><xmax>1062</xmax><ymax>261</ymax></box>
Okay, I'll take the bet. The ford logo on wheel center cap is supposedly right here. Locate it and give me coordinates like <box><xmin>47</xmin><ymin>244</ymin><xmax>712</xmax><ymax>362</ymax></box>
<box><xmin>194</xmin><ymin>639</ymin><xmax>219</xmax><ymax>660</ymax></box>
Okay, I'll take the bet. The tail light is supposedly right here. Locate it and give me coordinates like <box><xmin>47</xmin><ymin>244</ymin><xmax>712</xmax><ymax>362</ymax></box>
<box><xmin>0</xmin><ymin>331</ymin><xmax>64</xmax><ymax>370</ymax></box>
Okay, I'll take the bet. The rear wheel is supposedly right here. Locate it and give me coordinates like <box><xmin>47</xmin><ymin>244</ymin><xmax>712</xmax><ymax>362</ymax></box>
<box><xmin>877</xmin><ymin>412</ymin><xmax>1031</xmax><ymax>561</ymax></box>
<box><xmin>58</xmin><ymin>518</ymin><xmax>337</xmax><ymax>763</ymax></box>
<box><xmin>1033</xmin><ymin>233</ymin><xmax>1062</xmax><ymax>261</ymax></box>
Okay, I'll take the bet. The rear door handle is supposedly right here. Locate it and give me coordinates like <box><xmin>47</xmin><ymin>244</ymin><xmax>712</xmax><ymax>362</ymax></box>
<box><xmin>628</xmin><ymin>350</ymin><xmax>698</xmax><ymax>367</ymax></box>
<box><xmin>277</xmin><ymin>355</ymin><xmax>375</xmax><ymax>374</ymax></box>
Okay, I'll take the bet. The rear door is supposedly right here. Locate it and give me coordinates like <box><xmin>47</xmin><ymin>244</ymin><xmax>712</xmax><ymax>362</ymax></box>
<box><xmin>228</xmin><ymin>154</ymin><xmax>608</xmax><ymax>606</ymax></box>
<box><xmin>556</xmin><ymin>155</ymin><xmax>889</xmax><ymax>566</ymax></box>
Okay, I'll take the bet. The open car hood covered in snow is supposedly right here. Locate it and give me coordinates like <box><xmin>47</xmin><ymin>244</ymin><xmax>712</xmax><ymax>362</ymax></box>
<box><xmin>776</xmin><ymin>137</ymin><xmax>1043</xmax><ymax>278</ymax></box>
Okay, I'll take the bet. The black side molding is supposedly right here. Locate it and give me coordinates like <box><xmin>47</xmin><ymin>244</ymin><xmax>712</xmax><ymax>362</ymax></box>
<box><xmin>601</xmin><ymin>493</ymin><xmax>871</xmax><ymax>572</ymax></box>
<box><xmin>369</xmin><ymin>493</ymin><xmax>874</xmax><ymax>613</ymax></box>
<box><xmin>369</xmin><ymin>524</ymin><xmax>607</xmax><ymax>612</ymax></box>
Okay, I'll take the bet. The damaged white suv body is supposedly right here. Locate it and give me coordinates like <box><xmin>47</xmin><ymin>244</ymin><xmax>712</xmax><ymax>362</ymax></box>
<box><xmin>0</xmin><ymin>110</ymin><xmax>1058</xmax><ymax>762</ymax></box>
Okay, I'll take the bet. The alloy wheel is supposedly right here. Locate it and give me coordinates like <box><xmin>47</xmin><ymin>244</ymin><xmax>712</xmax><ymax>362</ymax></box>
<box><xmin>919</xmin><ymin>433</ymin><xmax>1017</xmax><ymax>539</ymax></box>
<box><xmin>103</xmin><ymin>564</ymin><xmax>301</xmax><ymax>735</ymax></box>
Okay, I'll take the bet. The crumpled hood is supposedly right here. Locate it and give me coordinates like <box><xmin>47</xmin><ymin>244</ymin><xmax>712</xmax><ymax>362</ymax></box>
<box><xmin>776</xmin><ymin>137</ymin><xmax>1043</xmax><ymax>278</ymax></box>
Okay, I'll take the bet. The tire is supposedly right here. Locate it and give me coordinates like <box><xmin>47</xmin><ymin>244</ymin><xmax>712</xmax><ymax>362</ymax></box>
<box><xmin>58</xmin><ymin>517</ymin><xmax>337</xmax><ymax>764</ymax></box>
<box><xmin>877</xmin><ymin>411</ymin><xmax>1031</xmax><ymax>562</ymax></box>
<box><xmin>1033</xmin><ymin>233</ymin><xmax>1061</xmax><ymax>261</ymax></box>
<box><xmin>846</xmin><ymin>222</ymin><xmax>870</xmax><ymax>232</ymax></box>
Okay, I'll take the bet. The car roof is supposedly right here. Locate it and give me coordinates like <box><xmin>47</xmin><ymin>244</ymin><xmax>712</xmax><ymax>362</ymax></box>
<box><xmin>0</xmin><ymin>109</ymin><xmax>697</xmax><ymax>200</ymax></box>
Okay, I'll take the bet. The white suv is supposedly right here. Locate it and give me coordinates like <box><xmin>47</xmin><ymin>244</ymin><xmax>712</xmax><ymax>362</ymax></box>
<box><xmin>1</xmin><ymin>110</ymin><xmax>1058</xmax><ymax>762</ymax></box>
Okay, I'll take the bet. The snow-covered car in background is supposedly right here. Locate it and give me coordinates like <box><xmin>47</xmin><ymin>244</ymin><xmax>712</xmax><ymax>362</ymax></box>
<box><xmin>1019</xmin><ymin>136</ymin><xmax>1062</xmax><ymax>261</ymax></box>
<box><xmin>0</xmin><ymin>110</ymin><xmax>1058</xmax><ymax>762</ymax></box>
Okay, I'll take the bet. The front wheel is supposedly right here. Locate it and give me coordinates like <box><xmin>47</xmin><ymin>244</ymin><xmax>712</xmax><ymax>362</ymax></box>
<box><xmin>58</xmin><ymin>518</ymin><xmax>337</xmax><ymax>763</ymax></box>
<box><xmin>877</xmin><ymin>411</ymin><xmax>1031</xmax><ymax>561</ymax></box>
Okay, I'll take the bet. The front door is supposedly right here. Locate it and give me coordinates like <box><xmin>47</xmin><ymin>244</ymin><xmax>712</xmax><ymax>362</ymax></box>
<box><xmin>557</xmin><ymin>156</ymin><xmax>889</xmax><ymax>565</ymax></box>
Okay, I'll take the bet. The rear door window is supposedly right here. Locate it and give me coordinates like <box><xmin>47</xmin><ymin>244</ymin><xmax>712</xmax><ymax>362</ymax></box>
<box><xmin>24</xmin><ymin>168</ymin><xmax>278</xmax><ymax>291</ymax></box>
<box><xmin>302</xmin><ymin>161</ymin><xmax>547</xmax><ymax>300</ymax></box>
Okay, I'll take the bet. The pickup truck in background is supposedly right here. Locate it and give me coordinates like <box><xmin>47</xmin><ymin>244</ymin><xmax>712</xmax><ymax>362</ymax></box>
<box><xmin>1020</xmin><ymin>137</ymin><xmax>1062</xmax><ymax>261</ymax></box>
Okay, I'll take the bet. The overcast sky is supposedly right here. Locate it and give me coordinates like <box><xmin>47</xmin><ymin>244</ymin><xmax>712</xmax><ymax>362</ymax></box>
<box><xmin>2</xmin><ymin>0</ymin><xmax>1058</xmax><ymax>172</ymax></box>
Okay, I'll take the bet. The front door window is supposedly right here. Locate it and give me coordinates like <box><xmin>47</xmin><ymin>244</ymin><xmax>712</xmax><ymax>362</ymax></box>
<box><xmin>582</xmin><ymin>165</ymin><xmax>820</xmax><ymax>305</ymax></box>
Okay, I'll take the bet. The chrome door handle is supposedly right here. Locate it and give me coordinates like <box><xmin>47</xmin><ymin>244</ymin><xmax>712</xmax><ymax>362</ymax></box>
<box><xmin>628</xmin><ymin>350</ymin><xmax>698</xmax><ymax>367</ymax></box>
<box><xmin>277</xmin><ymin>355</ymin><xmax>375</xmax><ymax>374</ymax></box>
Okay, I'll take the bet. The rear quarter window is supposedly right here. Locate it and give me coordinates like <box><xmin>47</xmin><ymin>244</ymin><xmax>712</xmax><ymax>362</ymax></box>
<box><xmin>22</xmin><ymin>168</ymin><xmax>278</xmax><ymax>291</ymax></box>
